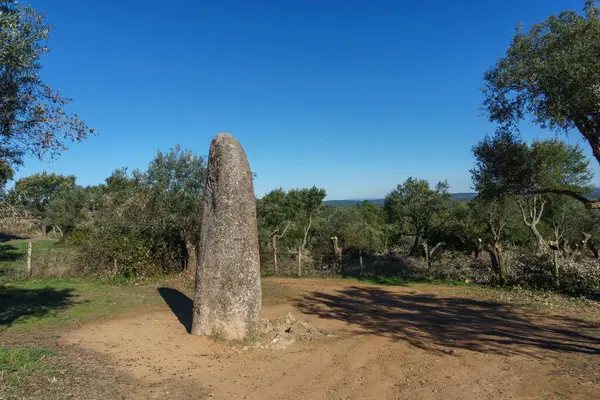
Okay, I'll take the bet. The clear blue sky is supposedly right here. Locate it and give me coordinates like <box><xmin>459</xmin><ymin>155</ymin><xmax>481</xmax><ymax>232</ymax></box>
<box><xmin>15</xmin><ymin>0</ymin><xmax>600</xmax><ymax>199</ymax></box>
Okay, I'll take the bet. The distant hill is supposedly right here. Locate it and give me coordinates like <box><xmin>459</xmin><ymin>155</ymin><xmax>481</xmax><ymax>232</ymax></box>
<box><xmin>324</xmin><ymin>193</ymin><xmax>477</xmax><ymax>207</ymax></box>
<box><xmin>324</xmin><ymin>199</ymin><xmax>384</xmax><ymax>207</ymax></box>
<box><xmin>324</xmin><ymin>189</ymin><xmax>600</xmax><ymax>207</ymax></box>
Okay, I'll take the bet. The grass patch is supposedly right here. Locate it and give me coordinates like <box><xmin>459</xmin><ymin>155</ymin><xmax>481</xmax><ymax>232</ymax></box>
<box><xmin>0</xmin><ymin>238</ymin><xmax>60</xmax><ymax>279</ymax></box>
<box><xmin>0</xmin><ymin>347</ymin><xmax>56</xmax><ymax>385</ymax></box>
<box><xmin>0</xmin><ymin>276</ymin><xmax>173</xmax><ymax>332</ymax></box>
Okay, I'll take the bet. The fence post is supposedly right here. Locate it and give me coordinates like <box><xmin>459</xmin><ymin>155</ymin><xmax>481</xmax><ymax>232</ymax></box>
<box><xmin>26</xmin><ymin>241</ymin><xmax>32</xmax><ymax>277</ymax></box>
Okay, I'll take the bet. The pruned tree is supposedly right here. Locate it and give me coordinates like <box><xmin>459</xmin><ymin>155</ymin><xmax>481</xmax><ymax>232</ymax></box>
<box><xmin>257</xmin><ymin>188</ymin><xmax>295</xmax><ymax>274</ymax></box>
<box><xmin>287</xmin><ymin>186</ymin><xmax>326</xmax><ymax>275</ymax></box>
<box><xmin>482</xmin><ymin>0</ymin><xmax>600</xmax><ymax>207</ymax></box>
<box><xmin>470</xmin><ymin>197</ymin><xmax>512</xmax><ymax>285</ymax></box>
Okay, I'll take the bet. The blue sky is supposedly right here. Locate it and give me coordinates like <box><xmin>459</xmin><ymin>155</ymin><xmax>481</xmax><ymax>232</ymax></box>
<box><xmin>16</xmin><ymin>0</ymin><xmax>600</xmax><ymax>199</ymax></box>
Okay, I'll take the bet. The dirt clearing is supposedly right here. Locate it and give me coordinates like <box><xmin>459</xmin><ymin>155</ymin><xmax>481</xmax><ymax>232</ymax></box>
<box><xmin>53</xmin><ymin>278</ymin><xmax>600</xmax><ymax>399</ymax></box>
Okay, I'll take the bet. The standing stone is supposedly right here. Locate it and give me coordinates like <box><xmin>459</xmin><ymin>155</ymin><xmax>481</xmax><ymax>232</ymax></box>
<box><xmin>191</xmin><ymin>133</ymin><xmax>261</xmax><ymax>340</ymax></box>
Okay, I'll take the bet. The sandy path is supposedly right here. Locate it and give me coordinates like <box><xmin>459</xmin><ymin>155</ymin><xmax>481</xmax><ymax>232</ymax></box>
<box><xmin>62</xmin><ymin>278</ymin><xmax>600</xmax><ymax>399</ymax></box>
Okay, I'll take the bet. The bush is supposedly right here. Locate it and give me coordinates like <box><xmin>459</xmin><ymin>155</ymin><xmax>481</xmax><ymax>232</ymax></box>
<box><xmin>508</xmin><ymin>254</ymin><xmax>556</xmax><ymax>291</ymax></box>
<box><xmin>559</xmin><ymin>259</ymin><xmax>600</xmax><ymax>299</ymax></box>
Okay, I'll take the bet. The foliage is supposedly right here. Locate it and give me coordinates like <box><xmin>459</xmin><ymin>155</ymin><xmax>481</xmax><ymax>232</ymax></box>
<box><xmin>482</xmin><ymin>0</ymin><xmax>600</xmax><ymax>164</ymax></box>
<box><xmin>0</xmin><ymin>1</ymin><xmax>94</xmax><ymax>185</ymax></box>
<box><xmin>384</xmin><ymin>177</ymin><xmax>452</xmax><ymax>255</ymax></box>
<box><xmin>471</xmin><ymin>131</ymin><xmax>593</xmax><ymax>199</ymax></box>
<box><xmin>471</xmin><ymin>132</ymin><xmax>594</xmax><ymax>248</ymax></box>
<box><xmin>7</xmin><ymin>172</ymin><xmax>75</xmax><ymax>234</ymax></box>
<box><xmin>43</xmin><ymin>146</ymin><xmax>206</xmax><ymax>276</ymax></box>
<box><xmin>9</xmin><ymin>172</ymin><xmax>75</xmax><ymax>214</ymax></box>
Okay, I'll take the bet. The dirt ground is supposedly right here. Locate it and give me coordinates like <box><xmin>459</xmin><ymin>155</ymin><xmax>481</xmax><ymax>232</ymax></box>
<box><xmin>48</xmin><ymin>277</ymin><xmax>598</xmax><ymax>400</ymax></box>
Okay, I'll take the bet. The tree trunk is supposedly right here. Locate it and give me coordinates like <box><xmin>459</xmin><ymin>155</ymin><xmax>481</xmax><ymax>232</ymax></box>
<box><xmin>359</xmin><ymin>248</ymin><xmax>363</xmax><ymax>276</ymax></box>
<box><xmin>588</xmin><ymin>238</ymin><xmax>599</xmax><ymax>259</ymax></box>
<box><xmin>272</xmin><ymin>235</ymin><xmax>278</xmax><ymax>275</ymax></box>
<box><xmin>578</xmin><ymin>122</ymin><xmax>600</xmax><ymax>166</ymax></box>
<box><xmin>409</xmin><ymin>233</ymin><xmax>421</xmax><ymax>257</ymax></box>
<box><xmin>486</xmin><ymin>242</ymin><xmax>505</xmax><ymax>286</ymax></box>
<box><xmin>528</xmin><ymin>224</ymin><xmax>545</xmax><ymax>251</ymax></box>
<box><xmin>562</xmin><ymin>239</ymin><xmax>572</xmax><ymax>257</ymax></box>
<box><xmin>271</xmin><ymin>221</ymin><xmax>291</xmax><ymax>276</ymax></box>
<box><xmin>552</xmin><ymin>250</ymin><xmax>560</xmax><ymax>289</ymax></box>
<box><xmin>579</xmin><ymin>232</ymin><xmax>599</xmax><ymax>258</ymax></box>
<box><xmin>298</xmin><ymin>215</ymin><xmax>312</xmax><ymax>275</ymax></box>
<box><xmin>474</xmin><ymin>240</ymin><xmax>483</xmax><ymax>260</ymax></box>
<box><xmin>185</xmin><ymin>240</ymin><xmax>197</xmax><ymax>276</ymax></box>
<box><xmin>496</xmin><ymin>245</ymin><xmax>505</xmax><ymax>282</ymax></box>
<box><xmin>422</xmin><ymin>241</ymin><xmax>433</xmax><ymax>277</ymax></box>
<box><xmin>516</xmin><ymin>196</ymin><xmax>546</xmax><ymax>251</ymax></box>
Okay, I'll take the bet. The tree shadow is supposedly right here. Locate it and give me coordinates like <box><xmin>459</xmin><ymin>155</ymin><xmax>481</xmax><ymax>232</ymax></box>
<box><xmin>294</xmin><ymin>286</ymin><xmax>600</xmax><ymax>357</ymax></box>
<box><xmin>0</xmin><ymin>233</ymin><xmax>26</xmax><ymax>243</ymax></box>
<box><xmin>0</xmin><ymin>285</ymin><xmax>77</xmax><ymax>329</ymax></box>
<box><xmin>158</xmin><ymin>288</ymin><xmax>193</xmax><ymax>333</ymax></box>
<box><xmin>0</xmin><ymin>243</ymin><xmax>23</xmax><ymax>262</ymax></box>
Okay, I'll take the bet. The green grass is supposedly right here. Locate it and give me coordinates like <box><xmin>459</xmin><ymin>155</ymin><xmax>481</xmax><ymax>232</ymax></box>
<box><xmin>0</xmin><ymin>238</ymin><xmax>59</xmax><ymax>278</ymax></box>
<box><xmin>0</xmin><ymin>347</ymin><xmax>57</xmax><ymax>385</ymax></box>
<box><xmin>1</xmin><ymin>276</ymin><xmax>173</xmax><ymax>332</ymax></box>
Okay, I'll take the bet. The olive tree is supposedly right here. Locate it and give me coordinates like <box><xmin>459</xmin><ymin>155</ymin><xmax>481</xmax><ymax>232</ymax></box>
<box><xmin>472</xmin><ymin>131</ymin><xmax>593</xmax><ymax>250</ymax></box>
<box><xmin>9</xmin><ymin>171</ymin><xmax>76</xmax><ymax>235</ymax></box>
<box><xmin>482</xmin><ymin>1</ymin><xmax>600</xmax><ymax>207</ymax></box>
<box><xmin>384</xmin><ymin>177</ymin><xmax>452</xmax><ymax>257</ymax></box>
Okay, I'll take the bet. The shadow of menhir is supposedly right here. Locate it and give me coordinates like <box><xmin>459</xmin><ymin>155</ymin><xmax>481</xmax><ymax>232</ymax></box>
<box><xmin>158</xmin><ymin>288</ymin><xmax>193</xmax><ymax>333</ymax></box>
<box><xmin>295</xmin><ymin>286</ymin><xmax>600</xmax><ymax>357</ymax></box>
<box><xmin>0</xmin><ymin>286</ymin><xmax>76</xmax><ymax>329</ymax></box>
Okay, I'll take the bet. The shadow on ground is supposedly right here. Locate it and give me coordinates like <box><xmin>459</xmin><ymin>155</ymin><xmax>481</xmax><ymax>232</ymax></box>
<box><xmin>0</xmin><ymin>243</ymin><xmax>23</xmax><ymax>262</ymax></box>
<box><xmin>0</xmin><ymin>286</ymin><xmax>76</xmax><ymax>329</ymax></box>
<box><xmin>0</xmin><ymin>233</ymin><xmax>25</xmax><ymax>243</ymax></box>
<box><xmin>158</xmin><ymin>288</ymin><xmax>193</xmax><ymax>333</ymax></box>
<box><xmin>295</xmin><ymin>286</ymin><xmax>600</xmax><ymax>357</ymax></box>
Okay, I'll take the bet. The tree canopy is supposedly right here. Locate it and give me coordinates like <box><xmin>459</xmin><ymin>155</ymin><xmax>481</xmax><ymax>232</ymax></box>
<box><xmin>483</xmin><ymin>1</ymin><xmax>600</xmax><ymax>166</ymax></box>
<box><xmin>0</xmin><ymin>1</ymin><xmax>94</xmax><ymax>187</ymax></box>
<box><xmin>384</xmin><ymin>177</ymin><xmax>452</xmax><ymax>256</ymax></box>
<box><xmin>471</xmin><ymin>130</ymin><xmax>595</xmax><ymax>206</ymax></box>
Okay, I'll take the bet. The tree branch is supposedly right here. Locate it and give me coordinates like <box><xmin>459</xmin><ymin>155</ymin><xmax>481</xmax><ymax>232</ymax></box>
<box><xmin>274</xmin><ymin>221</ymin><xmax>292</xmax><ymax>239</ymax></box>
<box><xmin>535</xmin><ymin>197</ymin><xmax>546</xmax><ymax>225</ymax></box>
<box><xmin>527</xmin><ymin>188</ymin><xmax>600</xmax><ymax>209</ymax></box>
<box><xmin>515</xmin><ymin>198</ymin><xmax>529</xmax><ymax>226</ymax></box>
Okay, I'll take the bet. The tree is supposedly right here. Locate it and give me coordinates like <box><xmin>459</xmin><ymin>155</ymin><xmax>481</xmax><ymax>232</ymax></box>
<box><xmin>45</xmin><ymin>185</ymin><xmax>91</xmax><ymax>236</ymax></box>
<box><xmin>470</xmin><ymin>197</ymin><xmax>512</xmax><ymax>285</ymax></box>
<box><xmin>287</xmin><ymin>186</ymin><xmax>326</xmax><ymax>275</ymax></box>
<box><xmin>257</xmin><ymin>188</ymin><xmax>295</xmax><ymax>274</ymax></box>
<box><xmin>384</xmin><ymin>178</ymin><xmax>452</xmax><ymax>256</ymax></box>
<box><xmin>356</xmin><ymin>200</ymin><xmax>390</xmax><ymax>256</ymax></box>
<box><xmin>0</xmin><ymin>1</ymin><xmax>94</xmax><ymax>174</ymax></box>
<box><xmin>9</xmin><ymin>171</ymin><xmax>75</xmax><ymax>235</ymax></box>
<box><xmin>472</xmin><ymin>132</ymin><xmax>593</xmax><ymax>250</ymax></box>
<box><xmin>482</xmin><ymin>1</ymin><xmax>600</xmax><ymax>206</ymax></box>
<box><xmin>142</xmin><ymin>146</ymin><xmax>207</xmax><ymax>272</ymax></box>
